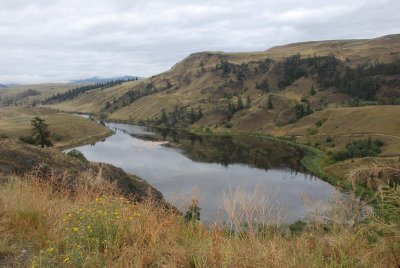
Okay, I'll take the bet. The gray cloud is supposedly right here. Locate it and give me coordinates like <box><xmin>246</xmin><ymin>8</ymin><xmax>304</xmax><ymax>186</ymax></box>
<box><xmin>0</xmin><ymin>0</ymin><xmax>399</xmax><ymax>84</ymax></box>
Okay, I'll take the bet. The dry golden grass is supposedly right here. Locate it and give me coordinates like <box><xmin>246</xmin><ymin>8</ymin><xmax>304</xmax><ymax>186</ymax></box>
<box><xmin>50</xmin><ymin>80</ymin><xmax>141</xmax><ymax>114</ymax></box>
<box><xmin>0</xmin><ymin>165</ymin><xmax>398</xmax><ymax>267</ymax></box>
<box><xmin>276</xmin><ymin>105</ymin><xmax>400</xmax><ymax>153</ymax></box>
<box><xmin>0</xmin><ymin>83</ymin><xmax>76</xmax><ymax>106</ymax></box>
<box><xmin>325</xmin><ymin>157</ymin><xmax>400</xmax><ymax>180</ymax></box>
<box><xmin>0</xmin><ymin>107</ymin><xmax>111</xmax><ymax>148</ymax></box>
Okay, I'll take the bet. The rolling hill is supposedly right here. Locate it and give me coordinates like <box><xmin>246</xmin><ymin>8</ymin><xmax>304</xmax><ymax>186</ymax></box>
<box><xmin>42</xmin><ymin>34</ymin><xmax>399</xmax><ymax>131</ymax></box>
<box><xmin>3</xmin><ymin>35</ymin><xmax>400</xmax><ymax>161</ymax></box>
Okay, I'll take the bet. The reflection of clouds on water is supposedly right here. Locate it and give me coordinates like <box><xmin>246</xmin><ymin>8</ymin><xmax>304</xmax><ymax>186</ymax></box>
<box><xmin>135</xmin><ymin>139</ymin><xmax>168</xmax><ymax>148</ymax></box>
<box><xmin>70</xmin><ymin>124</ymin><xmax>339</xmax><ymax>224</ymax></box>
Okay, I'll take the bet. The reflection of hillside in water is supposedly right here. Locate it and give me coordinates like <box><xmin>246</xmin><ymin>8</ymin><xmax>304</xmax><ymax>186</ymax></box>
<box><xmin>128</xmin><ymin>127</ymin><xmax>304</xmax><ymax>172</ymax></box>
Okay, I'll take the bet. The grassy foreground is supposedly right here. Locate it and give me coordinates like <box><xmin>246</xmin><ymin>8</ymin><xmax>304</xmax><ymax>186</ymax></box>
<box><xmin>0</xmin><ymin>169</ymin><xmax>399</xmax><ymax>267</ymax></box>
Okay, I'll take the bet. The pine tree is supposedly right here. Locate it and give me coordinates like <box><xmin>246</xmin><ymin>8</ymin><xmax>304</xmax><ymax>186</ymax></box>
<box><xmin>160</xmin><ymin>109</ymin><xmax>168</xmax><ymax>123</ymax></box>
<box><xmin>246</xmin><ymin>95</ymin><xmax>251</xmax><ymax>108</ymax></box>
<box><xmin>198</xmin><ymin>106</ymin><xmax>203</xmax><ymax>119</ymax></box>
<box><xmin>237</xmin><ymin>96</ymin><xmax>244</xmax><ymax>110</ymax></box>
<box><xmin>31</xmin><ymin>117</ymin><xmax>53</xmax><ymax>148</ymax></box>
<box><xmin>310</xmin><ymin>84</ymin><xmax>316</xmax><ymax>95</ymax></box>
<box><xmin>267</xmin><ymin>95</ymin><xmax>273</xmax><ymax>109</ymax></box>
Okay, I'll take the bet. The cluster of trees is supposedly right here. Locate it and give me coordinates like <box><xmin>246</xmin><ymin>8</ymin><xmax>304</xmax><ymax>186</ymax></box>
<box><xmin>332</xmin><ymin>138</ymin><xmax>384</xmax><ymax>161</ymax></box>
<box><xmin>316</xmin><ymin>57</ymin><xmax>400</xmax><ymax>101</ymax></box>
<box><xmin>277</xmin><ymin>55</ymin><xmax>309</xmax><ymax>89</ymax></box>
<box><xmin>17</xmin><ymin>89</ymin><xmax>41</xmax><ymax>99</ymax></box>
<box><xmin>156</xmin><ymin>105</ymin><xmax>203</xmax><ymax>128</ymax></box>
<box><xmin>257</xmin><ymin>58</ymin><xmax>272</xmax><ymax>73</ymax></box>
<box><xmin>226</xmin><ymin>96</ymin><xmax>250</xmax><ymax>120</ymax></box>
<box><xmin>104</xmin><ymin>82</ymin><xmax>161</xmax><ymax>111</ymax></box>
<box><xmin>256</xmin><ymin>79</ymin><xmax>270</xmax><ymax>93</ymax></box>
<box><xmin>215</xmin><ymin>59</ymin><xmax>250</xmax><ymax>81</ymax></box>
<box><xmin>216</xmin><ymin>59</ymin><xmax>232</xmax><ymax>76</ymax></box>
<box><xmin>43</xmin><ymin>79</ymin><xmax>133</xmax><ymax>104</ymax></box>
<box><xmin>294</xmin><ymin>98</ymin><xmax>313</xmax><ymax>120</ymax></box>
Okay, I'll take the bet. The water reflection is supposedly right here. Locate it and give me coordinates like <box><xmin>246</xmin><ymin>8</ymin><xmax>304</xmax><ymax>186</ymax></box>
<box><xmin>110</xmin><ymin>124</ymin><xmax>305</xmax><ymax>172</ymax></box>
<box><xmin>71</xmin><ymin>123</ymin><xmax>338</xmax><ymax>223</ymax></box>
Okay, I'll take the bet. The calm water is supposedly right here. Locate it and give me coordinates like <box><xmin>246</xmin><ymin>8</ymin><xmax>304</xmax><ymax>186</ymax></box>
<box><xmin>69</xmin><ymin>122</ymin><xmax>338</xmax><ymax>223</ymax></box>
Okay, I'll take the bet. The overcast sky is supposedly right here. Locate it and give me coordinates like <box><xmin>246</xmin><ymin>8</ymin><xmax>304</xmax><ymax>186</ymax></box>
<box><xmin>0</xmin><ymin>0</ymin><xmax>399</xmax><ymax>84</ymax></box>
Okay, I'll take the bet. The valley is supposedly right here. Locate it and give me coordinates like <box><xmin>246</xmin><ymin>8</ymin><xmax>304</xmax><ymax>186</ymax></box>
<box><xmin>0</xmin><ymin>34</ymin><xmax>399</xmax><ymax>267</ymax></box>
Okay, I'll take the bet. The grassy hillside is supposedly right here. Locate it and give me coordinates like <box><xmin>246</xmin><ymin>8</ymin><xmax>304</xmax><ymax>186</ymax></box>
<box><xmin>272</xmin><ymin>106</ymin><xmax>400</xmax><ymax>155</ymax></box>
<box><xmin>0</xmin><ymin>83</ymin><xmax>81</xmax><ymax>107</ymax></box>
<box><xmin>0</xmin><ymin>107</ymin><xmax>112</xmax><ymax>149</ymax></box>
<box><xmin>44</xmin><ymin>34</ymin><xmax>400</xmax><ymax>128</ymax></box>
<box><xmin>0</xmin><ymin>139</ymin><xmax>162</xmax><ymax>201</ymax></box>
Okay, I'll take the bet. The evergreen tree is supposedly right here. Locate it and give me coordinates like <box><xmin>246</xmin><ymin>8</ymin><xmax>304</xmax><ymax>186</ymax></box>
<box><xmin>267</xmin><ymin>95</ymin><xmax>273</xmax><ymax>109</ymax></box>
<box><xmin>166</xmin><ymin>79</ymin><xmax>172</xmax><ymax>89</ymax></box>
<box><xmin>31</xmin><ymin>117</ymin><xmax>53</xmax><ymax>148</ymax></box>
<box><xmin>189</xmin><ymin>108</ymin><xmax>196</xmax><ymax>124</ymax></box>
<box><xmin>160</xmin><ymin>109</ymin><xmax>168</xmax><ymax>123</ymax></box>
<box><xmin>246</xmin><ymin>95</ymin><xmax>251</xmax><ymax>108</ymax></box>
<box><xmin>198</xmin><ymin>106</ymin><xmax>203</xmax><ymax>118</ymax></box>
<box><xmin>237</xmin><ymin>96</ymin><xmax>244</xmax><ymax>110</ymax></box>
<box><xmin>310</xmin><ymin>84</ymin><xmax>316</xmax><ymax>95</ymax></box>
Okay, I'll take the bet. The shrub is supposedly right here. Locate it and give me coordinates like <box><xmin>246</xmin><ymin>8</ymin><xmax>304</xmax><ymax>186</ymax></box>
<box><xmin>307</xmin><ymin>128</ymin><xmax>318</xmax><ymax>135</ymax></box>
<box><xmin>315</xmin><ymin>118</ymin><xmax>327</xmax><ymax>128</ymax></box>
<box><xmin>325</xmin><ymin>136</ymin><xmax>334</xmax><ymax>143</ymax></box>
<box><xmin>67</xmin><ymin>149</ymin><xmax>87</xmax><ymax>162</ymax></box>
<box><xmin>0</xmin><ymin>133</ymin><xmax>8</xmax><ymax>139</ymax></box>
<box><xmin>53</xmin><ymin>133</ymin><xmax>62</xmax><ymax>141</ymax></box>
<box><xmin>332</xmin><ymin>139</ymin><xmax>384</xmax><ymax>161</ymax></box>
<box><xmin>289</xmin><ymin>220</ymin><xmax>307</xmax><ymax>235</ymax></box>
<box><xmin>19</xmin><ymin>135</ymin><xmax>36</xmax><ymax>145</ymax></box>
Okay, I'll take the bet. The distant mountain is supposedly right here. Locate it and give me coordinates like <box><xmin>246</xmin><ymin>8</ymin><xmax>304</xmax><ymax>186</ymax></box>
<box><xmin>0</xmin><ymin>84</ymin><xmax>8</xmax><ymax>89</ymax></box>
<box><xmin>70</xmin><ymin>76</ymin><xmax>141</xmax><ymax>84</ymax></box>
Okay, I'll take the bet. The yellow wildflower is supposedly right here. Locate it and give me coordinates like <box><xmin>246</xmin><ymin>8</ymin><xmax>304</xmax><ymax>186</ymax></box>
<box><xmin>46</xmin><ymin>247</ymin><xmax>54</xmax><ymax>253</ymax></box>
<box><xmin>133</xmin><ymin>212</ymin><xmax>140</xmax><ymax>217</ymax></box>
<box><xmin>73</xmin><ymin>227</ymin><xmax>79</xmax><ymax>232</ymax></box>
<box><xmin>63</xmin><ymin>257</ymin><xmax>70</xmax><ymax>263</ymax></box>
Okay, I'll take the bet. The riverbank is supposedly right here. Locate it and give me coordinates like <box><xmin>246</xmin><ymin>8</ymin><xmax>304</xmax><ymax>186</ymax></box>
<box><xmin>190</xmin><ymin>128</ymin><xmax>380</xmax><ymax>199</ymax></box>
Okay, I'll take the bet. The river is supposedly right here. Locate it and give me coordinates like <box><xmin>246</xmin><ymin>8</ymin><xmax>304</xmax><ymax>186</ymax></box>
<box><xmin>68</xmin><ymin>121</ymin><xmax>338</xmax><ymax>223</ymax></box>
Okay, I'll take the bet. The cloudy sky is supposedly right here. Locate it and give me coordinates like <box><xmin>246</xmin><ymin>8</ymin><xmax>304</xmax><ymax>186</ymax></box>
<box><xmin>0</xmin><ymin>0</ymin><xmax>399</xmax><ymax>84</ymax></box>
